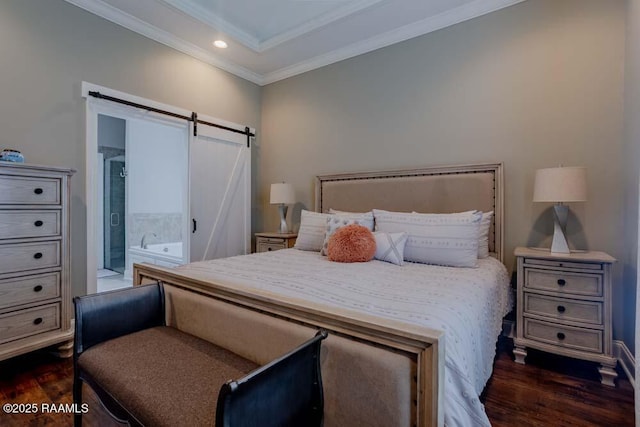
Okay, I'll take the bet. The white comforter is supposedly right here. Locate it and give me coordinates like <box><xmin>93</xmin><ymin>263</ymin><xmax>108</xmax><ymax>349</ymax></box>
<box><xmin>177</xmin><ymin>249</ymin><xmax>512</xmax><ymax>427</ymax></box>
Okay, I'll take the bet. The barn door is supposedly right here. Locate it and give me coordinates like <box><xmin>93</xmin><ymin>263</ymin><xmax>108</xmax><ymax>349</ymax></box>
<box><xmin>190</xmin><ymin>124</ymin><xmax>251</xmax><ymax>261</ymax></box>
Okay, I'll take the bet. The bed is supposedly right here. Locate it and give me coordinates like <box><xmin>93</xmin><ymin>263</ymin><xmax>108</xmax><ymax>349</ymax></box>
<box><xmin>134</xmin><ymin>162</ymin><xmax>511</xmax><ymax>427</ymax></box>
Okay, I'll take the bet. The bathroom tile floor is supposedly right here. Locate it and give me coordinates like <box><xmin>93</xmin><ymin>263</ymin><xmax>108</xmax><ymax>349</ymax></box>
<box><xmin>97</xmin><ymin>272</ymin><xmax>132</xmax><ymax>293</ymax></box>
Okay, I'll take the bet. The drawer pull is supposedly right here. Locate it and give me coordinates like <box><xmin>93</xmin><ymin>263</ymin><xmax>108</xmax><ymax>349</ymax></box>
<box><xmin>34</xmin><ymin>188</ymin><xmax>43</xmax><ymax>195</ymax></box>
<box><xmin>33</xmin><ymin>317</ymin><xmax>43</xmax><ymax>325</ymax></box>
<box><xmin>556</xmin><ymin>332</ymin><xmax>565</xmax><ymax>340</ymax></box>
<box><xmin>34</xmin><ymin>220</ymin><xmax>44</xmax><ymax>227</ymax></box>
<box><xmin>267</xmin><ymin>247</ymin><xmax>273</xmax><ymax>251</ymax></box>
<box><xmin>557</xmin><ymin>305</ymin><xmax>566</xmax><ymax>313</ymax></box>
<box><xmin>33</xmin><ymin>285</ymin><xmax>43</xmax><ymax>292</ymax></box>
<box><xmin>557</xmin><ymin>279</ymin><xmax>566</xmax><ymax>286</ymax></box>
<box><xmin>34</xmin><ymin>252</ymin><xmax>43</xmax><ymax>259</ymax></box>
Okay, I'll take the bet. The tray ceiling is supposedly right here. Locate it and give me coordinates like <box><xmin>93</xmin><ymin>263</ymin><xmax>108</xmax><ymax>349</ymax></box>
<box><xmin>65</xmin><ymin>0</ymin><xmax>526</xmax><ymax>85</ymax></box>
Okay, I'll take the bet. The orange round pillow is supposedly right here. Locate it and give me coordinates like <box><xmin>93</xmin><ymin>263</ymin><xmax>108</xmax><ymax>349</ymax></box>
<box><xmin>327</xmin><ymin>224</ymin><xmax>376</xmax><ymax>263</ymax></box>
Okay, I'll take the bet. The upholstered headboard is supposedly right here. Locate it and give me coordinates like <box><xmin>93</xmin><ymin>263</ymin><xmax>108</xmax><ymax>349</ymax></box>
<box><xmin>315</xmin><ymin>162</ymin><xmax>504</xmax><ymax>262</ymax></box>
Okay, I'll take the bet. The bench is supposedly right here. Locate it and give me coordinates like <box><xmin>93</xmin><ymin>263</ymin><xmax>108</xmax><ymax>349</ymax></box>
<box><xmin>73</xmin><ymin>283</ymin><xmax>327</xmax><ymax>427</ymax></box>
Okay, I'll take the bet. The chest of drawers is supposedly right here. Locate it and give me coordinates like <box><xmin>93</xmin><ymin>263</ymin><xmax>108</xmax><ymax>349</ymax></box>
<box><xmin>0</xmin><ymin>163</ymin><xmax>74</xmax><ymax>361</ymax></box>
<box><xmin>513</xmin><ymin>247</ymin><xmax>617</xmax><ymax>386</ymax></box>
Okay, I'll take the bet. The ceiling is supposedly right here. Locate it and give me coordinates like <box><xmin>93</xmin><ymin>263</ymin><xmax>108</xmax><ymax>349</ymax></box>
<box><xmin>65</xmin><ymin>0</ymin><xmax>526</xmax><ymax>85</ymax></box>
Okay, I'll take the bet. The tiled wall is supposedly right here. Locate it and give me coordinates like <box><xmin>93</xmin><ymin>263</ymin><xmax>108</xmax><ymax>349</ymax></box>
<box><xmin>129</xmin><ymin>213</ymin><xmax>182</xmax><ymax>248</ymax></box>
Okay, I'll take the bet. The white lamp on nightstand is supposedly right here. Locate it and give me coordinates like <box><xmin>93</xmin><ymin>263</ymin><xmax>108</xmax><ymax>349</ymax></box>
<box><xmin>533</xmin><ymin>166</ymin><xmax>587</xmax><ymax>254</ymax></box>
<box><xmin>270</xmin><ymin>183</ymin><xmax>295</xmax><ymax>234</ymax></box>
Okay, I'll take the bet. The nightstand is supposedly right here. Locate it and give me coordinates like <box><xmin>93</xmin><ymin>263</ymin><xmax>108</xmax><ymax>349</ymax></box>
<box><xmin>513</xmin><ymin>247</ymin><xmax>617</xmax><ymax>386</ymax></box>
<box><xmin>255</xmin><ymin>232</ymin><xmax>297</xmax><ymax>253</ymax></box>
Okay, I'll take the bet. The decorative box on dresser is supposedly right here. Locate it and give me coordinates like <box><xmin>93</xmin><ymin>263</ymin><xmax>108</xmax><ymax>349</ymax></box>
<box><xmin>0</xmin><ymin>163</ymin><xmax>75</xmax><ymax>361</ymax></box>
<box><xmin>255</xmin><ymin>232</ymin><xmax>297</xmax><ymax>253</ymax></box>
<box><xmin>513</xmin><ymin>247</ymin><xmax>617</xmax><ymax>386</ymax></box>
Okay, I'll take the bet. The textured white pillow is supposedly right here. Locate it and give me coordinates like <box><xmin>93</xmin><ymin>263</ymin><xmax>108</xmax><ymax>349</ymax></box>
<box><xmin>477</xmin><ymin>211</ymin><xmax>493</xmax><ymax>258</ymax></box>
<box><xmin>373</xmin><ymin>209</ymin><xmax>482</xmax><ymax>267</ymax></box>
<box><xmin>321</xmin><ymin>215</ymin><xmax>373</xmax><ymax>256</ymax></box>
<box><xmin>328</xmin><ymin>209</ymin><xmax>375</xmax><ymax>230</ymax></box>
<box><xmin>374</xmin><ymin>231</ymin><xmax>408</xmax><ymax>266</ymax></box>
<box><xmin>414</xmin><ymin>210</ymin><xmax>494</xmax><ymax>258</ymax></box>
<box><xmin>294</xmin><ymin>210</ymin><xmax>332</xmax><ymax>252</ymax></box>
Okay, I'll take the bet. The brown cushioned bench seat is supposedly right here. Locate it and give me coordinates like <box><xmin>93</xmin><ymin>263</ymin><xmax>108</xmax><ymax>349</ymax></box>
<box><xmin>78</xmin><ymin>326</ymin><xmax>259</xmax><ymax>427</ymax></box>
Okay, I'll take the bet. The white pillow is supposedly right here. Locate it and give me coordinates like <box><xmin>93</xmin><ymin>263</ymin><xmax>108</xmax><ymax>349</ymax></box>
<box><xmin>373</xmin><ymin>209</ymin><xmax>482</xmax><ymax>267</ymax></box>
<box><xmin>294</xmin><ymin>210</ymin><xmax>331</xmax><ymax>252</ymax></box>
<box><xmin>413</xmin><ymin>210</ymin><xmax>493</xmax><ymax>258</ymax></box>
<box><xmin>374</xmin><ymin>231</ymin><xmax>408</xmax><ymax>266</ymax></box>
<box><xmin>477</xmin><ymin>211</ymin><xmax>493</xmax><ymax>258</ymax></box>
<box><xmin>328</xmin><ymin>209</ymin><xmax>374</xmax><ymax>230</ymax></box>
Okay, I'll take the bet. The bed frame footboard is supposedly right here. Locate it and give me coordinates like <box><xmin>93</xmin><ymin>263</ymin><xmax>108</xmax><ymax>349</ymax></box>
<box><xmin>134</xmin><ymin>263</ymin><xmax>445</xmax><ymax>427</ymax></box>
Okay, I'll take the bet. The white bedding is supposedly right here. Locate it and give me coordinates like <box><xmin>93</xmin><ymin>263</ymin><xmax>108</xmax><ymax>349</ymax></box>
<box><xmin>176</xmin><ymin>249</ymin><xmax>513</xmax><ymax>427</ymax></box>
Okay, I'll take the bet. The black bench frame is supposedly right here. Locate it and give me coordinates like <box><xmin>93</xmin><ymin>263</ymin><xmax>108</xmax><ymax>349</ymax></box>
<box><xmin>73</xmin><ymin>282</ymin><xmax>327</xmax><ymax>427</ymax></box>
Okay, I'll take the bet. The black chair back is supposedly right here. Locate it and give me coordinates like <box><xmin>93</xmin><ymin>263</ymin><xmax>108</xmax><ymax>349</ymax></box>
<box><xmin>216</xmin><ymin>330</ymin><xmax>328</xmax><ymax>427</ymax></box>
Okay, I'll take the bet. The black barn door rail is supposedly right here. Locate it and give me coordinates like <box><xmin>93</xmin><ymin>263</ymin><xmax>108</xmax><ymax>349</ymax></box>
<box><xmin>88</xmin><ymin>91</ymin><xmax>255</xmax><ymax>147</ymax></box>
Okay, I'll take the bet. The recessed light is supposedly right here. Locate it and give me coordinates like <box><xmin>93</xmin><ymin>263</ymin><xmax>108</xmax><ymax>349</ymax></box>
<box><xmin>213</xmin><ymin>40</ymin><xmax>228</xmax><ymax>49</ymax></box>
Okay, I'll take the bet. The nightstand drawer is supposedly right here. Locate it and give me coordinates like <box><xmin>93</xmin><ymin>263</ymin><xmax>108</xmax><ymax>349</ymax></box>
<box><xmin>257</xmin><ymin>241</ymin><xmax>287</xmax><ymax>252</ymax></box>
<box><xmin>255</xmin><ymin>232</ymin><xmax>297</xmax><ymax>253</ymax></box>
<box><xmin>524</xmin><ymin>268</ymin><xmax>602</xmax><ymax>297</ymax></box>
<box><xmin>0</xmin><ymin>273</ymin><xmax>60</xmax><ymax>310</ymax></box>
<box><xmin>0</xmin><ymin>176</ymin><xmax>60</xmax><ymax>205</ymax></box>
<box><xmin>524</xmin><ymin>257</ymin><xmax>603</xmax><ymax>271</ymax></box>
<box><xmin>524</xmin><ymin>294</ymin><xmax>602</xmax><ymax>325</ymax></box>
<box><xmin>0</xmin><ymin>241</ymin><xmax>60</xmax><ymax>274</ymax></box>
<box><xmin>0</xmin><ymin>303</ymin><xmax>60</xmax><ymax>344</ymax></box>
<box><xmin>524</xmin><ymin>318</ymin><xmax>602</xmax><ymax>353</ymax></box>
<box><xmin>0</xmin><ymin>210</ymin><xmax>61</xmax><ymax>240</ymax></box>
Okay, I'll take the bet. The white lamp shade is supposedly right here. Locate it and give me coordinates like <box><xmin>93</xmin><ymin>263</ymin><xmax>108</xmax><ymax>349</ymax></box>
<box><xmin>270</xmin><ymin>183</ymin><xmax>295</xmax><ymax>204</ymax></box>
<box><xmin>533</xmin><ymin>167</ymin><xmax>587</xmax><ymax>203</ymax></box>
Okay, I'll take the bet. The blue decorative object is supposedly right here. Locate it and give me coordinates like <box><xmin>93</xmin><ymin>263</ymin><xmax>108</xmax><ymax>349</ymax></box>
<box><xmin>0</xmin><ymin>149</ymin><xmax>25</xmax><ymax>163</ymax></box>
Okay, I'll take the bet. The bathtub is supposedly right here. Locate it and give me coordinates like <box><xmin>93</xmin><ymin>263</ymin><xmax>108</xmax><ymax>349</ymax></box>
<box><xmin>125</xmin><ymin>242</ymin><xmax>184</xmax><ymax>279</ymax></box>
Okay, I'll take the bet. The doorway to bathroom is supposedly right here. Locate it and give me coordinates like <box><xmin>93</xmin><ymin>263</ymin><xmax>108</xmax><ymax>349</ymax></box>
<box><xmin>95</xmin><ymin>112</ymin><xmax>189</xmax><ymax>292</ymax></box>
<box><xmin>84</xmin><ymin>82</ymin><xmax>253</xmax><ymax>295</ymax></box>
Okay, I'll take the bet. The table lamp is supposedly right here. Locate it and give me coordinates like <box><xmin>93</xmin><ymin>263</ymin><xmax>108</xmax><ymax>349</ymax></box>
<box><xmin>270</xmin><ymin>183</ymin><xmax>295</xmax><ymax>233</ymax></box>
<box><xmin>533</xmin><ymin>166</ymin><xmax>587</xmax><ymax>254</ymax></box>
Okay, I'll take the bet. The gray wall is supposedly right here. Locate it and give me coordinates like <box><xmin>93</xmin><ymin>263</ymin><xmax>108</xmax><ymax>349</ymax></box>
<box><xmin>0</xmin><ymin>0</ymin><xmax>261</xmax><ymax>297</ymax></box>
<box><xmin>624</xmin><ymin>0</ymin><xmax>640</xmax><ymax>357</ymax></box>
<box><xmin>261</xmin><ymin>0</ymin><xmax>630</xmax><ymax>343</ymax></box>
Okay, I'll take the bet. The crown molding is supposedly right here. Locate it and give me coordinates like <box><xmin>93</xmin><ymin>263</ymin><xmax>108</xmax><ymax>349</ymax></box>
<box><xmin>160</xmin><ymin>0</ymin><xmax>261</xmax><ymax>51</ymax></box>
<box><xmin>258</xmin><ymin>0</ymin><xmax>384</xmax><ymax>52</ymax></box>
<box><xmin>64</xmin><ymin>0</ymin><xmax>264</xmax><ymax>85</ymax></box>
<box><xmin>65</xmin><ymin>0</ymin><xmax>526</xmax><ymax>86</ymax></box>
<box><xmin>262</xmin><ymin>0</ymin><xmax>526</xmax><ymax>84</ymax></box>
<box><xmin>161</xmin><ymin>0</ymin><xmax>383</xmax><ymax>53</ymax></box>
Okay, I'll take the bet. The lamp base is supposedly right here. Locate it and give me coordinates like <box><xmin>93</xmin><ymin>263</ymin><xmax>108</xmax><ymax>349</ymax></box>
<box><xmin>550</xmin><ymin>204</ymin><xmax>570</xmax><ymax>254</ymax></box>
<box><xmin>278</xmin><ymin>204</ymin><xmax>289</xmax><ymax>234</ymax></box>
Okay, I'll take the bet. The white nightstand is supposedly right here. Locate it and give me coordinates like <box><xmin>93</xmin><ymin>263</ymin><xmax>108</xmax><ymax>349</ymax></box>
<box><xmin>513</xmin><ymin>247</ymin><xmax>618</xmax><ymax>386</ymax></box>
<box><xmin>255</xmin><ymin>232</ymin><xmax>297</xmax><ymax>253</ymax></box>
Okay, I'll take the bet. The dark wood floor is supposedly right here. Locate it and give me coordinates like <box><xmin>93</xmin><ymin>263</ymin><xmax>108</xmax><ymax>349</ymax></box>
<box><xmin>0</xmin><ymin>338</ymin><xmax>634</xmax><ymax>426</ymax></box>
<box><xmin>482</xmin><ymin>338</ymin><xmax>634</xmax><ymax>426</ymax></box>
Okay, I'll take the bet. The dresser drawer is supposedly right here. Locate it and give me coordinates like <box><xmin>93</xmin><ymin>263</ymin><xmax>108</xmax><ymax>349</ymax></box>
<box><xmin>0</xmin><ymin>241</ymin><xmax>60</xmax><ymax>274</ymax></box>
<box><xmin>257</xmin><ymin>241</ymin><xmax>287</xmax><ymax>252</ymax></box>
<box><xmin>0</xmin><ymin>176</ymin><xmax>60</xmax><ymax>205</ymax></box>
<box><xmin>0</xmin><ymin>303</ymin><xmax>60</xmax><ymax>344</ymax></box>
<box><xmin>524</xmin><ymin>268</ymin><xmax>602</xmax><ymax>297</ymax></box>
<box><xmin>524</xmin><ymin>293</ymin><xmax>602</xmax><ymax>325</ymax></box>
<box><xmin>0</xmin><ymin>210</ymin><xmax>60</xmax><ymax>239</ymax></box>
<box><xmin>0</xmin><ymin>273</ymin><xmax>60</xmax><ymax>310</ymax></box>
<box><xmin>524</xmin><ymin>318</ymin><xmax>602</xmax><ymax>353</ymax></box>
